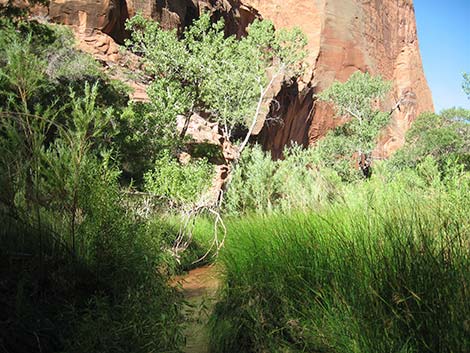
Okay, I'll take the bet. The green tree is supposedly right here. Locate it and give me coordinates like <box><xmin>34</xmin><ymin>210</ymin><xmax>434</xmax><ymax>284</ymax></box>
<box><xmin>463</xmin><ymin>72</ymin><xmax>470</xmax><ymax>99</ymax></box>
<box><xmin>125</xmin><ymin>13</ymin><xmax>307</xmax><ymax>154</ymax></box>
<box><xmin>317</xmin><ymin>71</ymin><xmax>392</xmax><ymax>179</ymax></box>
<box><xmin>392</xmin><ymin>110</ymin><xmax>470</xmax><ymax>170</ymax></box>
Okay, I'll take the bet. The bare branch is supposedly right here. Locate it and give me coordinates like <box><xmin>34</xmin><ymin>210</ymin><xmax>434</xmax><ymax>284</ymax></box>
<box><xmin>238</xmin><ymin>66</ymin><xmax>285</xmax><ymax>155</ymax></box>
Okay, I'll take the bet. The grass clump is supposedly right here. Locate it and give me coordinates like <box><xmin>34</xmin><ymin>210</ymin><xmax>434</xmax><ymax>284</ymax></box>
<box><xmin>210</xmin><ymin>168</ymin><xmax>470</xmax><ymax>353</ymax></box>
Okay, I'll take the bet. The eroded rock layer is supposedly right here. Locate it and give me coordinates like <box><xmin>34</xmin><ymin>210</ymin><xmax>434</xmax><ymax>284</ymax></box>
<box><xmin>40</xmin><ymin>0</ymin><xmax>434</xmax><ymax>157</ymax></box>
<box><xmin>246</xmin><ymin>0</ymin><xmax>434</xmax><ymax>157</ymax></box>
<box><xmin>45</xmin><ymin>0</ymin><xmax>259</xmax><ymax>42</ymax></box>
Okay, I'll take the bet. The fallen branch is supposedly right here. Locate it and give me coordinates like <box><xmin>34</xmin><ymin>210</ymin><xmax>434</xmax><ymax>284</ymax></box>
<box><xmin>171</xmin><ymin>194</ymin><xmax>227</xmax><ymax>264</ymax></box>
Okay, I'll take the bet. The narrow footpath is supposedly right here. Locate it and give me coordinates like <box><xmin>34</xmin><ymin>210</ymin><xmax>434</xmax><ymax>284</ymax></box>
<box><xmin>172</xmin><ymin>265</ymin><xmax>221</xmax><ymax>353</ymax></box>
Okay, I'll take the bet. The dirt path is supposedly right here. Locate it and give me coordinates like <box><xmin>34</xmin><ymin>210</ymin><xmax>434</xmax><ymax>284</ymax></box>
<box><xmin>172</xmin><ymin>265</ymin><xmax>221</xmax><ymax>353</ymax></box>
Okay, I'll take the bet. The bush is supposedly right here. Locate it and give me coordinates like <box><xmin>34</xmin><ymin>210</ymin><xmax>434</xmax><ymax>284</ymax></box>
<box><xmin>224</xmin><ymin>144</ymin><xmax>342</xmax><ymax>214</ymax></box>
<box><xmin>144</xmin><ymin>152</ymin><xmax>214</xmax><ymax>207</ymax></box>
<box><xmin>116</xmin><ymin>101</ymin><xmax>182</xmax><ymax>183</ymax></box>
<box><xmin>62</xmin><ymin>157</ymin><xmax>184</xmax><ymax>353</ymax></box>
<box><xmin>0</xmin><ymin>19</ymin><xmax>128</xmax><ymax>124</ymax></box>
<box><xmin>0</xmin><ymin>78</ymin><xmax>184</xmax><ymax>352</ymax></box>
<box><xmin>0</xmin><ymin>166</ymin><xmax>185</xmax><ymax>353</ymax></box>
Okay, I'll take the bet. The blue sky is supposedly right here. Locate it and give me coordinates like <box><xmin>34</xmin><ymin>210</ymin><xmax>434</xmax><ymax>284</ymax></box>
<box><xmin>414</xmin><ymin>0</ymin><xmax>469</xmax><ymax>112</ymax></box>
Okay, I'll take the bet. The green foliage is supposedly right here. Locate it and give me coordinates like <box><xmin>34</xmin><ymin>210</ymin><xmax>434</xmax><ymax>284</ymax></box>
<box><xmin>314</xmin><ymin>128</ymin><xmax>365</xmax><ymax>181</ymax></box>
<box><xmin>0</xmin><ymin>23</ymin><xmax>48</xmax><ymax>111</ymax></box>
<box><xmin>463</xmin><ymin>72</ymin><xmax>470</xmax><ymax>99</ymax></box>
<box><xmin>319</xmin><ymin>72</ymin><xmax>391</xmax><ymax>122</ymax></box>
<box><xmin>35</xmin><ymin>83</ymin><xmax>118</xmax><ymax>257</ymax></box>
<box><xmin>0</xmin><ymin>18</ymin><xmax>135</xmax><ymax>186</ymax></box>
<box><xmin>440</xmin><ymin>106</ymin><xmax>470</xmax><ymax>120</ymax></box>
<box><xmin>144</xmin><ymin>152</ymin><xmax>213</xmax><ymax>206</ymax></box>
<box><xmin>116</xmin><ymin>101</ymin><xmax>179</xmax><ymax>181</ymax></box>
<box><xmin>3</xmin><ymin>10</ymin><xmax>470</xmax><ymax>353</ymax></box>
<box><xmin>0</xmin><ymin>168</ymin><xmax>185</xmax><ymax>353</ymax></box>
<box><xmin>0</xmin><ymin>21</ymin><xmax>102</xmax><ymax>85</ymax></box>
<box><xmin>225</xmin><ymin>144</ymin><xmax>342</xmax><ymax>214</ymax></box>
<box><xmin>0</xmin><ymin>20</ymin><xmax>184</xmax><ymax>351</ymax></box>
<box><xmin>211</xmin><ymin>166</ymin><xmax>470</xmax><ymax>353</ymax></box>
<box><xmin>45</xmin><ymin>29</ymin><xmax>102</xmax><ymax>83</ymax></box>
<box><xmin>225</xmin><ymin>145</ymin><xmax>279</xmax><ymax>213</ymax></box>
<box><xmin>60</xmin><ymin>159</ymin><xmax>184</xmax><ymax>353</ymax></box>
<box><xmin>126</xmin><ymin>13</ymin><xmax>307</xmax><ymax>140</ymax></box>
<box><xmin>317</xmin><ymin>71</ymin><xmax>392</xmax><ymax>179</ymax></box>
<box><xmin>392</xmin><ymin>110</ymin><xmax>470</xmax><ymax>170</ymax></box>
<box><xmin>0</xmin><ymin>19</ymin><xmax>127</xmax><ymax>116</ymax></box>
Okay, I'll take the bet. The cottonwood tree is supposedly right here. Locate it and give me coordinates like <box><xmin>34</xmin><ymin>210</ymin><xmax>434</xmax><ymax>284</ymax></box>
<box><xmin>126</xmin><ymin>12</ymin><xmax>306</xmax><ymax>259</ymax></box>
<box><xmin>392</xmin><ymin>109</ymin><xmax>470</xmax><ymax>171</ymax></box>
<box><xmin>125</xmin><ymin>13</ymin><xmax>306</xmax><ymax>156</ymax></box>
<box><xmin>317</xmin><ymin>72</ymin><xmax>391</xmax><ymax>179</ymax></box>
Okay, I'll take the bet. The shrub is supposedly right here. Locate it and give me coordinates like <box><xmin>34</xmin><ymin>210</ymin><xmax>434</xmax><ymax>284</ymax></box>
<box><xmin>62</xmin><ymin>157</ymin><xmax>184</xmax><ymax>353</ymax></box>
<box><xmin>0</xmin><ymin>163</ymin><xmax>185</xmax><ymax>353</ymax></box>
<box><xmin>225</xmin><ymin>145</ymin><xmax>279</xmax><ymax>213</ymax></box>
<box><xmin>0</xmin><ymin>80</ymin><xmax>185</xmax><ymax>352</ymax></box>
<box><xmin>0</xmin><ymin>19</ymin><xmax>128</xmax><ymax>118</ymax></box>
<box><xmin>224</xmin><ymin>144</ymin><xmax>342</xmax><ymax>214</ymax></box>
<box><xmin>116</xmin><ymin>101</ymin><xmax>182</xmax><ymax>183</ymax></box>
<box><xmin>144</xmin><ymin>152</ymin><xmax>213</xmax><ymax>207</ymax></box>
<box><xmin>0</xmin><ymin>20</ymin><xmax>48</xmax><ymax>112</ymax></box>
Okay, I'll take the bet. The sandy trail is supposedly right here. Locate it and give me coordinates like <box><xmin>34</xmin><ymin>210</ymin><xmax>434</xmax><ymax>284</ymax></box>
<box><xmin>172</xmin><ymin>265</ymin><xmax>221</xmax><ymax>353</ymax></box>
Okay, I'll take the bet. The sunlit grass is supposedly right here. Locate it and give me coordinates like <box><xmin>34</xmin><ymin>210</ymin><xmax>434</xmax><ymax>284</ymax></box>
<box><xmin>210</xmin><ymin>177</ymin><xmax>470</xmax><ymax>352</ymax></box>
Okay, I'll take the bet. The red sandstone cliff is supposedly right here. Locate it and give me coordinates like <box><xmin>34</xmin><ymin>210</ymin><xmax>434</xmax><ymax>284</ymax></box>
<box><xmin>38</xmin><ymin>0</ymin><xmax>434</xmax><ymax>157</ymax></box>
<box><xmin>245</xmin><ymin>0</ymin><xmax>434</xmax><ymax>157</ymax></box>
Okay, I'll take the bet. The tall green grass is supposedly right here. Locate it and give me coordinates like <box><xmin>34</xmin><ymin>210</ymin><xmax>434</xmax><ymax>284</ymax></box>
<box><xmin>0</xmin><ymin>207</ymin><xmax>185</xmax><ymax>353</ymax></box>
<box><xmin>210</xmin><ymin>172</ymin><xmax>470</xmax><ymax>352</ymax></box>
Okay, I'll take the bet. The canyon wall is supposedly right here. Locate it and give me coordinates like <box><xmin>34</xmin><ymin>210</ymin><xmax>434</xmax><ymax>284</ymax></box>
<box><xmin>39</xmin><ymin>0</ymin><xmax>434</xmax><ymax>157</ymax></box>
<box><xmin>246</xmin><ymin>0</ymin><xmax>434</xmax><ymax>157</ymax></box>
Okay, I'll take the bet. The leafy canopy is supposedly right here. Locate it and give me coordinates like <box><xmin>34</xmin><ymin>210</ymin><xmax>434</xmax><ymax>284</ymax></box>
<box><xmin>125</xmin><ymin>13</ymin><xmax>307</xmax><ymax>140</ymax></box>
<box><xmin>316</xmin><ymin>71</ymin><xmax>392</xmax><ymax>179</ymax></box>
<box><xmin>463</xmin><ymin>72</ymin><xmax>470</xmax><ymax>99</ymax></box>
<box><xmin>392</xmin><ymin>109</ymin><xmax>470</xmax><ymax>170</ymax></box>
<box><xmin>318</xmin><ymin>71</ymin><xmax>391</xmax><ymax>154</ymax></box>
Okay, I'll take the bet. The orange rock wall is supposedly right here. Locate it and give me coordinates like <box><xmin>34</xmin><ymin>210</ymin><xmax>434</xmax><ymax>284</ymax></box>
<box><xmin>248</xmin><ymin>0</ymin><xmax>434</xmax><ymax>157</ymax></box>
<box><xmin>41</xmin><ymin>0</ymin><xmax>434</xmax><ymax>157</ymax></box>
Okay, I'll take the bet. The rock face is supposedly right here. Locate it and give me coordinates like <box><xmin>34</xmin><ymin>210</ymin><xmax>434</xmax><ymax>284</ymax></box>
<box><xmin>47</xmin><ymin>0</ymin><xmax>129</xmax><ymax>42</ymax></box>
<box><xmin>246</xmin><ymin>0</ymin><xmax>434</xmax><ymax>157</ymax></box>
<box><xmin>45</xmin><ymin>0</ymin><xmax>259</xmax><ymax>42</ymax></box>
<box><xmin>41</xmin><ymin>0</ymin><xmax>433</xmax><ymax>157</ymax></box>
